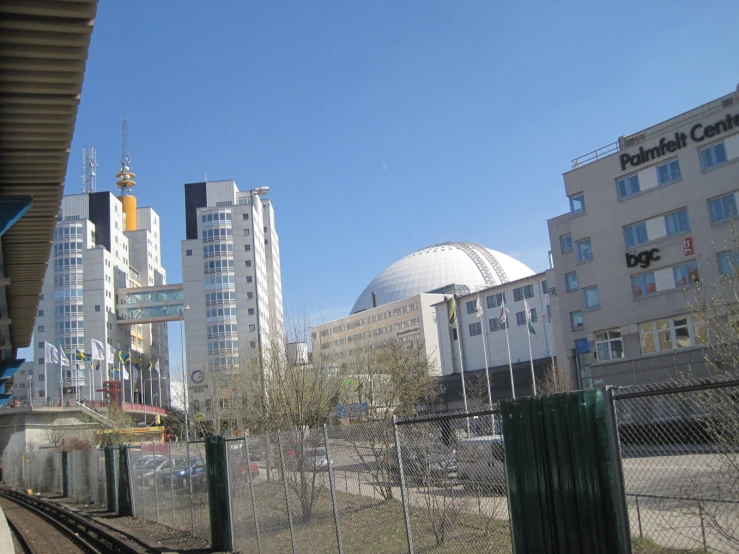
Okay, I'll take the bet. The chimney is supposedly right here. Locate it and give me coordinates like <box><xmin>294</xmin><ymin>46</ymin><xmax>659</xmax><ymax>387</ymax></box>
<box><xmin>372</xmin><ymin>291</ymin><xmax>377</xmax><ymax>308</ymax></box>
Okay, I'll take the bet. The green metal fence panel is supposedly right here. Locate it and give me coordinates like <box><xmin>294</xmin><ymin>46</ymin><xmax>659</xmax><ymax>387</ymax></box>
<box><xmin>205</xmin><ymin>436</ymin><xmax>233</xmax><ymax>552</ymax></box>
<box><xmin>61</xmin><ymin>451</ymin><xmax>69</xmax><ymax>497</ymax></box>
<box><xmin>117</xmin><ymin>445</ymin><xmax>133</xmax><ymax>517</ymax></box>
<box><xmin>105</xmin><ymin>447</ymin><xmax>116</xmax><ymax>513</ymax></box>
<box><xmin>501</xmin><ymin>389</ymin><xmax>631</xmax><ymax>554</ymax></box>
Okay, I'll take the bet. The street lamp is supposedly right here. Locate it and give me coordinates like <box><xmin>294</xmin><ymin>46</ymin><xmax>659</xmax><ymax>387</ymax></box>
<box><xmin>27</xmin><ymin>375</ymin><xmax>32</xmax><ymax>406</ymax></box>
<box><xmin>144</xmin><ymin>376</ymin><xmax>168</xmax><ymax>426</ymax></box>
<box><xmin>180</xmin><ymin>305</ymin><xmax>191</xmax><ymax>441</ymax></box>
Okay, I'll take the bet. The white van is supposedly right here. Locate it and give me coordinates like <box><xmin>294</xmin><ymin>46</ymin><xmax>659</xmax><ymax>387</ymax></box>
<box><xmin>456</xmin><ymin>435</ymin><xmax>506</xmax><ymax>494</ymax></box>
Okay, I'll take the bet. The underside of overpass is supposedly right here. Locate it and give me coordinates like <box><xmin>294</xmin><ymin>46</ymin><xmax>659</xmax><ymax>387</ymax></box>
<box><xmin>0</xmin><ymin>0</ymin><xmax>98</xmax><ymax>405</ymax></box>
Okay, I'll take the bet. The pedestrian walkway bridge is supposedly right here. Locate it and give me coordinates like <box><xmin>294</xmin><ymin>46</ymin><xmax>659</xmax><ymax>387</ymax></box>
<box><xmin>116</xmin><ymin>284</ymin><xmax>185</xmax><ymax>325</ymax></box>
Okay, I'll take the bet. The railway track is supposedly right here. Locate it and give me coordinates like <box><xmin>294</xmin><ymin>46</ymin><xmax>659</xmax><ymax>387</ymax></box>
<box><xmin>0</xmin><ymin>488</ymin><xmax>148</xmax><ymax>554</ymax></box>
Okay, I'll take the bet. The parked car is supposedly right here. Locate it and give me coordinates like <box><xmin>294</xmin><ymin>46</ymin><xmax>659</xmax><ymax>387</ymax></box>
<box><xmin>142</xmin><ymin>457</ymin><xmax>191</xmax><ymax>488</ymax></box>
<box><xmin>456</xmin><ymin>435</ymin><xmax>506</xmax><ymax>494</ymax></box>
<box><xmin>387</xmin><ymin>444</ymin><xmax>457</xmax><ymax>484</ymax></box>
<box><xmin>171</xmin><ymin>458</ymin><xmax>205</xmax><ymax>489</ymax></box>
<box><xmin>239</xmin><ymin>462</ymin><xmax>260</xmax><ymax>479</ymax></box>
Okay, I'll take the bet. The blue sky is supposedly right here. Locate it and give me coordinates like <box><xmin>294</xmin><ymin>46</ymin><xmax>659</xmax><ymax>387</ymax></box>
<box><xmin>19</xmin><ymin>1</ymin><xmax>739</xmax><ymax>364</ymax></box>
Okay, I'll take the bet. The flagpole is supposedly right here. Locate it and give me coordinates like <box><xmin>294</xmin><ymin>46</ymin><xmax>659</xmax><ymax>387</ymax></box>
<box><xmin>501</xmin><ymin>300</ymin><xmax>516</xmax><ymax>399</ymax></box>
<box><xmin>527</xmin><ymin>323</ymin><xmax>537</xmax><ymax>396</ymax></box>
<box><xmin>129</xmin><ymin>353</ymin><xmax>133</xmax><ymax>404</ymax></box>
<box><xmin>156</xmin><ymin>360</ymin><xmax>161</xmax><ymax>408</ymax></box>
<box><xmin>477</xmin><ymin>295</ymin><xmax>493</xmax><ymax>411</ymax></box>
<box><xmin>43</xmin><ymin>356</ymin><xmax>48</xmax><ymax>405</ymax></box>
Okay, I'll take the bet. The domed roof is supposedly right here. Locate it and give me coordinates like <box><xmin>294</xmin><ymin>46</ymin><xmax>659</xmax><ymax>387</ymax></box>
<box><xmin>351</xmin><ymin>242</ymin><xmax>535</xmax><ymax>314</ymax></box>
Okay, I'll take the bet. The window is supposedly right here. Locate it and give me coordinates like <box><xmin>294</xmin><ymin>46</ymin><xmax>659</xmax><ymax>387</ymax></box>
<box><xmin>516</xmin><ymin>311</ymin><xmax>526</xmax><ymax>326</ymax></box>
<box><xmin>569</xmin><ymin>193</ymin><xmax>585</xmax><ymax>215</ymax></box>
<box><xmin>623</xmin><ymin>222</ymin><xmax>649</xmax><ymax>248</ymax></box>
<box><xmin>576</xmin><ymin>238</ymin><xmax>592</xmax><ymax>262</ymax></box>
<box><xmin>489</xmin><ymin>318</ymin><xmax>506</xmax><ymax>331</ymax></box>
<box><xmin>657</xmin><ymin>159</ymin><xmax>681</xmax><ymax>185</ymax></box>
<box><xmin>466</xmin><ymin>300</ymin><xmax>477</xmax><ymax>314</ymax></box>
<box><xmin>708</xmin><ymin>193</ymin><xmax>738</xmax><ymax>224</ymax></box>
<box><xmin>673</xmin><ymin>261</ymin><xmax>699</xmax><ymax>286</ymax></box>
<box><xmin>451</xmin><ymin>328</ymin><xmax>458</xmax><ymax>341</ymax></box>
<box><xmin>249</xmin><ymin>324</ymin><xmax>256</xmax><ymax>331</ymax></box>
<box><xmin>595</xmin><ymin>329</ymin><xmax>623</xmax><ymax>361</ymax></box>
<box><xmin>617</xmin><ymin>173</ymin><xmax>640</xmax><ymax>199</ymax></box>
<box><xmin>583</xmin><ymin>286</ymin><xmax>600</xmax><ymax>310</ymax></box>
<box><xmin>631</xmin><ymin>272</ymin><xmax>657</xmax><ymax>297</ymax></box>
<box><xmin>250</xmin><ymin>341</ymin><xmax>257</xmax><ymax>348</ymax></box>
<box><xmin>246</xmin><ymin>276</ymin><xmax>253</xmax><ymax>283</ymax></box>
<box><xmin>639</xmin><ymin>315</ymin><xmax>708</xmax><ymax>354</ymax></box>
<box><xmin>530</xmin><ymin>308</ymin><xmax>537</xmax><ymax>322</ymax></box>
<box><xmin>513</xmin><ymin>285</ymin><xmax>534</xmax><ymax>302</ymax></box>
<box><xmin>469</xmin><ymin>322</ymin><xmax>482</xmax><ymax>336</ymax></box>
<box><xmin>242</xmin><ymin>213</ymin><xmax>249</xmax><ymax>220</ymax></box>
<box><xmin>700</xmin><ymin>142</ymin><xmax>728</xmax><ymax>170</ymax></box>
<box><xmin>38</xmin><ymin>341</ymin><xmax>44</xmax><ymax>349</ymax></box>
<box><xmin>244</xmin><ymin>244</ymin><xmax>251</xmax><ymax>251</ymax></box>
<box><xmin>718</xmin><ymin>250</ymin><xmax>739</xmax><ymax>276</ymax></box>
<box><xmin>541</xmin><ymin>281</ymin><xmax>548</xmax><ymax>294</ymax></box>
<box><xmin>560</xmin><ymin>234</ymin><xmax>573</xmax><ymax>254</ymax></box>
<box><xmin>565</xmin><ymin>272</ymin><xmax>579</xmax><ymax>292</ymax></box>
<box><xmin>664</xmin><ymin>208</ymin><xmax>690</xmax><ymax>236</ymax></box>
<box><xmin>245</xmin><ymin>260</ymin><xmax>252</xmax><ymax>267</ymax></box>
<box><xmin>38</xmin><ymin>358</ymin><xmax>44</xmax><ymax>365</ymax></box>
<box><xmin>248</xmin><ymin>308</ymin><xmax>255</xmax><ymax>315</ymax></box>
<box><xmin>486</xmin><ymin>293</ymin><xmax>504</xmax><ymax>309</ymax></box>
<box><xmin>247</xmin><ymin>292</ymin><xmax>254</xmax><ymax>299</ymax></box>
<box><xmin>95</xmin><ymin>305</ymin><xmax>100</xmax><ymax>312</ymax></box>
<box><xmin>38</xmin><ymin>326</ymin><xmax>44</xmax><ymax>333</ymax></box>
<box><xmin>37</xmin><ymin>309</ymin><xmax>44</xmax><ymax>316</ymax></box>
<box><xmin>570</xmin><ymin>311</ymin><xmax>583</xmax><ymax>330</ymax></box>
<box><xmin>38</xmin><ymin>373</ymin><xmax>45</xmax><ymax>381</ymax></box>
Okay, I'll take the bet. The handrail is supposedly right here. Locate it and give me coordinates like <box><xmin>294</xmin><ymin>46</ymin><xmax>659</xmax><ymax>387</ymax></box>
<box><xmin>75</xmin><ymin>401</ymin><xmax>116</xmax><ymax>427</ymax></box>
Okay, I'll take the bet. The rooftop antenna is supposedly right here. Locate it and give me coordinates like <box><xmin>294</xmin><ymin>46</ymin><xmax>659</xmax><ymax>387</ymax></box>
<box><xmin>116</xmin><ymin>116</ymin><xmax>136</xmax><ymax>195</ymax></box>
<box><xmin>81</xmin><ymin>146</ymin><xmax>97</xmax><ymax>193</ymax></box>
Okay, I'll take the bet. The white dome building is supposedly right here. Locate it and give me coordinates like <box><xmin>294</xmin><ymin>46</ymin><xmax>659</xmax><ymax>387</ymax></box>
<box><xmin>351</xmin><ymin>242</ymin><xmax>535</xmax><ymax>314</ymax></box>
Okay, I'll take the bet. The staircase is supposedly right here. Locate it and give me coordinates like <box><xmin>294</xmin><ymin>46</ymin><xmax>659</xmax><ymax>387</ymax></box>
<box><xmin>75</xmin><ymin>401</ymin><xmax>116</xmax><ymax>428</ymax></box>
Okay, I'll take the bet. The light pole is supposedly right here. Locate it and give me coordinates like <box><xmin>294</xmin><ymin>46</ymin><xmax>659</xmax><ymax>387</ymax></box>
<box><xmin>180</xmin><ymin>305</ymin><xmax>191</xmax><ymax>441</ymax></box>
<box><xmin>27</xmin><ymin>375</ymin><xmax>32</xmax><ymax>406</ymax></box>
<box><xmin>144</xmin><ymin>376</ymin><xmax>168</xmax><ymax>426</ymax></box>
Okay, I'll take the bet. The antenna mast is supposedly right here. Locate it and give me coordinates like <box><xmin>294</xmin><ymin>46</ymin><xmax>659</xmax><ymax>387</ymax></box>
<box><xmin>116</xmin><ymin>116</ymin><xmax>136</xmax><ymax>195</ymax></box>
<box><xmin>81</xmin><ymin>147</ymin><xmax>97</xmax><ymax>193</ymax></box>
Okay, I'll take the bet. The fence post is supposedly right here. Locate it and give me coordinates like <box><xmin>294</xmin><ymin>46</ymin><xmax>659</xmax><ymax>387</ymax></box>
<box><xmin>276</xmin><ymin>431</ymin><xmax>297</xmax><ymax>554</ymax></box>
<box><xmin>225</xmin><ymin>441</ymin><xmax>235</xmax><ymax>549</ymax></box>
<box><xmin>323</xmin><ymin>424</ymin><xmax>344</xmax><ymax>554</ymax></box>
<box><xmin>392</xmin><ymin>415</ymin><xmax>415</xmax><ymax>554</ymax></box>
<box><xmin>243</xmin><ymin>432</ymin><xmax>262</xmax><ymax>554</ymax></box>
<box><xmin>105</xmin><ymin>447</ymin><xmax>116</xmax><ymax>512</ymax></box>
<box><xmin>169</xmin><ymin>442</ymin><xmax>175</xmax><ymax>529</ymax></box>
<box><xmin>61</xmin><ymin>451</ymin><xmax>69</xmax><ymax>497</ymax></box>
<box><xmin>635</xmin><ymin>496</ymin><xmax>642</xmax><ymax>538</ymax></box>
<box><xmin>604</xmin><ymin>387</ymin><xmax>633</xmax><ymax>553</ymax></box>
<box><xmin>154</xmin><ymin>444</ymin><xmax>160</xmax><ymax>523</ymax></box>
<box><xmin>117</xmin><ymin>445</ymin><xmax>133</xmax><ymax>516</ymax></box>
<box><xmin>186</xmin><ymin>441</ymin><xmax>195</xmax><ymax>536</ymax></box>
<box><xmin>140</xmin><ymin>439</ymin><xmax>145</xmax><ymax>517</ymax></box>
<box><xmin>205</xmin><ymin>436</ymin><xmax>233</xmax><ymax>552</ymax></box>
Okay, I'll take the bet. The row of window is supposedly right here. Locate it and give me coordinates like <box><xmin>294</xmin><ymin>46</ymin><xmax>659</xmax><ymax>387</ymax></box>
<box><xmin>54</xmin><ymin>273</ymin><xmax>84</xmax><ymax>287</ymax></box>
<box><xmin>204</xmin><ymin>259</ymin><xmax>235</xmax><ymax>274</ymax></box>
<box><xmin>53</xmin><ymin>242</ymin><xmax>84</xmax><ymax>256</ymax></box>
<box><xmin>201</xmin><ymin>212</ymin><xmax>232</xmax><ymax>225</ymax></box>
<box><xmin>207</xmin><ymin>339</ymin><xmax>239</xmax><ymax>354</ymax></box>
<box><xmin>53</xmin><ymin>257</ymin><xmax>83</xmax><ymax>271</ymax></box>
<box><xmin>203</xmin><ymin>244</ymin><xmax>234</xmax><ymax>258</ymax></box>
<box><xmin>202</xmin><ymin>228</ymin><xmax>233</xmax><ymax>242</ymax></box>
<box><xmin>205</xmin><ymin>275</ymin><xmax>236</xmax><ymax>289</ymax></box>
<box><xmin>206</xmin><ymin>307</ymin><xmax>237</xmax><ymax>321</ymax></box>
<box><xmin>205</xmin><ymin>291</ymin><xmax>236</xmax><ymax>306</ymax></box>
<box><xmin>55</xmin><ymin>320</ymin><xmax>84</xmax><ymax>334</ymax></box>
<box><xmin>631</xmin><ymin>261</ymin><xmax>699</xmax><ymax>298</ymax></box>
<box><xmin>623</xmin><ymin>208</ymin><xmax>690</xmax><ymax>248</ymax></box>
<box><xmin>207</xmin><ymin>323</ymin><xmax>238</xmax><ymax>338</ymax></box>
<box><xmin>570</xmin><ymin>140</ymin><xmax>732</xmax><ymax>214</ymax></box>
<box><xmin>53</xmin><ymin>288</ymin><xmax>83</xmax><ymax>302</ymax></box>
<box><xmin>54</xmin><ymin>226</ymin><xmax>83</xmax><ymax>240</ymax></box>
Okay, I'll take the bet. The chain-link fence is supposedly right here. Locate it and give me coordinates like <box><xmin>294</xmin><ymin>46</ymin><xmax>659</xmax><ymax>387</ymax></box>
<box><xmin>615</xmin><ymin>379</ymin><xmax>739</xmax><ymax>553</ymax></box>
<box><xmin>2</xmin><ymin>448</ymin><xmax>62</xmax><ymax>493</ymax></box>
<box><xmin>128</xmin><ymin>439</ymin><xmax>211</xmax><ymax>541</ymax></box>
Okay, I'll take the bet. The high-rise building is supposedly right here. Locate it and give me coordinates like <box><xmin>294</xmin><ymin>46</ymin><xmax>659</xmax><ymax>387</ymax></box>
<box><xmin>181</xmin><ymin>180</ymin><xmax>284</xmax><ymax>411</ymax></box>
<box><xmin>34</xmin><ymin>191</ymin><xmax>169</xmax><ymax>403</ymax></box>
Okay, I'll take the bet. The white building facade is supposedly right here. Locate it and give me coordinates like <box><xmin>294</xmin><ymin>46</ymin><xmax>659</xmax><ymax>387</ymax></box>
<box><xmin>181</xmin><ymin>180</ymin><xmax>284</xmax><ymax>411</ymax></box>
<box><xmin>34</xmin><ymin>192</ymin><xmax>169</xmax><ymax>404</ymax></box>
<box><xmin>548</xmin><ymin>89</ymin><xmax>739</xmax><ymax>389</ymax></box>
<box><xmin>434</xmin><ymin>272</ymin><xmax>556</xmax><ymax>408</ymax></box>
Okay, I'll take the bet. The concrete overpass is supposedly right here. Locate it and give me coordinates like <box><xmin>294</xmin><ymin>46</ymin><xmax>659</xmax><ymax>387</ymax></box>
<box><xmin>0</xmin><ymin>0</ymin><xmax>98</xmax><ymax>405</ymax></box>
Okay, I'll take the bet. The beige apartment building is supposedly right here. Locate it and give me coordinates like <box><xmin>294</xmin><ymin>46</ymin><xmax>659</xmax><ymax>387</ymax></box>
<box><xmin>548</xmin><ymin>89</ymin><xmax>739</xmax><ymax>389</ymax></box>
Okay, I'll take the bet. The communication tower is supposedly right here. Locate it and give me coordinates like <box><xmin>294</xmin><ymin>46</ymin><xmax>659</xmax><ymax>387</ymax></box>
<box><xmin>81</xmin><ymin>146</ymin><xmax>97</xmax><ymax>193</ymax></box>
<box><xmin>116</xmin><ymin>117</ymin><xmax>138</xmax><ymax>231</ymax></box>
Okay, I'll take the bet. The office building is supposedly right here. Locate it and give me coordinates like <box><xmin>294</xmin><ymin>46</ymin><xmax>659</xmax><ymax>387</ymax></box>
<box><xmin>34</xmin><ymin>190</ymin><xmax>169</xmax><ymax>403</ymax></box>
<box><xmin>548</xmin><ymin>88</ymin><xmax>739</xmax><ymax>389</ymax></box>
<box><xmin>181</xmin><ymin>180</ymin><xmax>284</xmax><ymax>409</ymax></box>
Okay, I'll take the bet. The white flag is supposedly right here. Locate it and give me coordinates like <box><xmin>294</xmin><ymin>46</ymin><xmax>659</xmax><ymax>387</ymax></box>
<box><xmin>475</xmin><ymin>296</ymin><xmax>483</xmax><ymax>318</ymax></box>
<box><xmin>106</xmin><ymin>343</ymin><xmax>115</xmax><ymax>365</ymax></box>
<box><xmin>44</xmin><ymin>342</ymin><xmax>59</xmax><ymax>364</ymax></box>
<box><xmin>91</xmin><ymin>339</ymin><xmax>106</xmax><ymax>361</ymax></box>
<box><xmin>154</xmin><ymin>359</ymin><xmax>160</xmax><ymax>374</ymax></box>
<box><xmin>499</xmin><ymin>300</ymin><xmax>509</xmax><ymax>325</ymax></box>
<box><xmin>524</xmin><ymin>299</ymin><xmax>531</xmax><ymax>322</ymax></box>
<box><xmin>59</xmin><ymin>347</ymin><xmax>70</xmax><ymax>367</ymax></box>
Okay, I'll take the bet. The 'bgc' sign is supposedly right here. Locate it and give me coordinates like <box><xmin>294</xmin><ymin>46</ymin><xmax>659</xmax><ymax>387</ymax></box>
<box><xmin>626</xmin><ymin>248</ymin><xmax>660</xmax><ymax>269</ymax></box>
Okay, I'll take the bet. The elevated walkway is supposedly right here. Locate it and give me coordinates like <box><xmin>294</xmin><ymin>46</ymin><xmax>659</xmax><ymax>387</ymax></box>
<box><xmin>116</xmin><ymin>284</ymin><xmax>184</xmax><ymax>324</ymax></box>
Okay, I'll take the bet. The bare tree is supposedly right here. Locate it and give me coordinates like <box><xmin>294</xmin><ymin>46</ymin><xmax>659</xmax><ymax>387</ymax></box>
<box><xmin>535</xmin><ymin>360</ymin><xmax>572</xmax><ymax>395</ymax></box>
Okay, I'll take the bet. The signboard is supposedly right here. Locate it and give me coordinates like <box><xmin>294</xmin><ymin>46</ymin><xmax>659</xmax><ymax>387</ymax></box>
<box><xmin>97</xmin><ymin>426</ymin><xmax>164</xmax><ymax>435</ymax></box>
<box><xmin>683</xmin><ymin>237</ymin><xmax>694</xmax><ymax>256</ymax></box>
<box><xmin>337</xmin><ymin>402</ymin><xmax>368</xmax><ymax>418</ymax></box>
